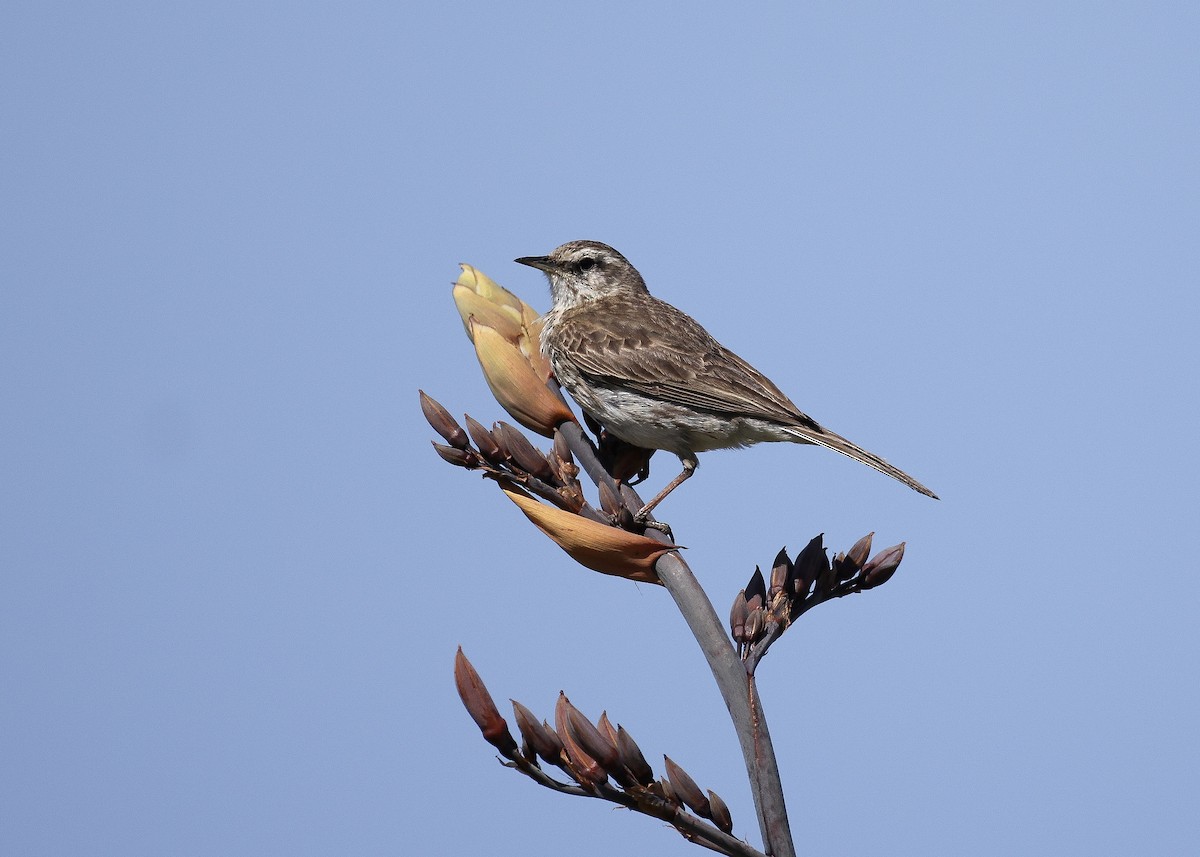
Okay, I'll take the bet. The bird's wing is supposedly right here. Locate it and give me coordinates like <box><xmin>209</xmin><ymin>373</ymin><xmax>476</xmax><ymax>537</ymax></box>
<box><xmin>554</xmin><ymin>294</ymin><xmax>940</xmax><ymax>500</ymax></box>
<box><xmin>554</xmin><ymin>295</ymin><xmax>819</xmax><ymax>429</ymax></box>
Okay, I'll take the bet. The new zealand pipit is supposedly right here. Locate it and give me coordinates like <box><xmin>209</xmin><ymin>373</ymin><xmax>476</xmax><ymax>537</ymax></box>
<box><xmin>516</xmin><ymin>240</ymin><xmax>937</xmax><ymax>520</ymax></box>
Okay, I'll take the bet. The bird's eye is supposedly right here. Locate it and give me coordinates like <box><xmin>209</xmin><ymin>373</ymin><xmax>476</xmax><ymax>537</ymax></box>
<box><xmin>577</xmin><ymin>257</ymin><xmax>596</xmax><ymax>273</ymax></box>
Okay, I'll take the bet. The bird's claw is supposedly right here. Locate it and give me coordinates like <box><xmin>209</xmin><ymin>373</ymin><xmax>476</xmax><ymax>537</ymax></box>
<box><xmin>635</xmin><ymin>511</ymin><xmax>674</xmax><ymax>541</ymax></box>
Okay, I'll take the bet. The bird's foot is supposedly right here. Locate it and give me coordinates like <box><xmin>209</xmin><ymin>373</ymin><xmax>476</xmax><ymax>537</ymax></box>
<box><xmin>634</xmin><ymin>509</ymin><xmax>674</xmax><ymax>541</ymax></box>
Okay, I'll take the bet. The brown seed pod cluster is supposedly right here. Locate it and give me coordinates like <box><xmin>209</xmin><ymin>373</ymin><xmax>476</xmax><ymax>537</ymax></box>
<box><xmin>454</xmin><ymin>649</ymin><xmax>741</xmax><ymax>848</ymax></box>
<box><xmin>730</xmin><ymin>534</ymin><xmax>907</xmax><ymax>668</ymax></box>
<box><xmin>421</xmin><ymin>390</ymin><xmax>587</xmax><ymax>514</ymax></box>
<box><xmin>422</xmin><ymin>391</ymin><xmax>681</xmax><ymax>583</ymax></box>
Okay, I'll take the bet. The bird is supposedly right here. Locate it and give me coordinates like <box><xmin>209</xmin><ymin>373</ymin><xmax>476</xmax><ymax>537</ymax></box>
<box><xmin>515</xmin><ymin>240</ymin><xmax>937</xmax><ymax>521</ymax></box>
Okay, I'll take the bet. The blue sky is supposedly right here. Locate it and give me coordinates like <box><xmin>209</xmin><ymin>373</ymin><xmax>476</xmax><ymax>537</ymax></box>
<box><xmin>3</xmin><ymin>3</ymin><xmax>1197</xmax><ymax>855</ymax></box>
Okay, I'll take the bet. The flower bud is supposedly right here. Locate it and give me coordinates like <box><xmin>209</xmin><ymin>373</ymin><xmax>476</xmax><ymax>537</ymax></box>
<box><xmin>597</xmin><ymin>711</ymin><xmax>619</xmax><ymax>749</ymax></box>
<box><xmin>493</xmin><ymin>421</ymin><xmax>554</xmax><ymax>480</ymax></box>
<box><xmin>552</xmin><ymin>430</ymin><xmax>574</xmax><ymax>466</ymax></box>
<box><xmin>511</xmin><ymin>699</ymin><xmax>564</xmax><ymax>767</ymax></box>
<box><xmin>793</xmin><ymin>533</ymin><xmax>827</xmax><ymax>597</ymax></box>
<box><xmin>745</xmin><ymin>607</ymin><xmax>765</xmax><ymax>643</ymax></box>
<box><xmin>729</xmin><ymin>590</ymin><xmax>748</xmax><ymax>643</ymax></box>
<box><xmin>541</xmin><ymin>720</ymin><xmax>565</xmax><ymax>761</ymax></box>
<box><xmin>597</xmin><ymin>480</ymin><xmax>624</xmax><ymax>517</ymax></box>
<box><xmin>769</xmin><ymin>547</ymin><xmax>792</xmax><ymax>600</ymax></box>
<box><xmin>862</xmin><ymin>542</ymin><xmax>905</xmax><ymax>589</ymax></box>
<box><xmin>663</xmin><ymin>756</ymin><xmax>710</xmax><ymax>818</ymax></box>
<box><xmin>565</xmin><ymin>705</ymin><xmax>619</xmax><ymax>774</ymax></box>
<box><xmin>707</xmin><ymin>789</ymin><xmax>733</xmax><ymax>834</ymax></box>
<box><xmin>452</xmin><ymin>264</ymin><xmax>559</xmax><ymax>417</ymax></box>
<box><xmin>555</xmin><ymin>692</ymin><xmax>606</xmax><ymax>787</ymax></box>
<box><xmin>547</xmin><ymin>431</ymin><xmax>579</xmax><ymax>486</ymax></box>
<box><xmin>745</xmin><ymin>566</ymin><xmax>766</xmax><ymax>606</ymax></box>
<box><xmin>431</xmin><ymin>442</ymin><xmax>478</xmax><ymax>468</ymax></box>
<box><xmin>518</xmin><ymin>314</ymin><xmax>553</xmax><ymax>383</ymax></box>
<box><xmin>419</xmin><ymin>390</ymin><xmax>469</xmax><ymax>448</ymax></box>
<box><xmin>452</xmin><ymin>263</ymin><xmax>526</xmax><ymax>341</ymax></box>
<box><xmin>566</xmin><ymin>706</ymin><xmax>630</xmax><ymax>786</ymax></box>
<box><xmin>470</xmin><ymin>319</ymin><xmax>575</xmax><ymax>437</ymax></box>
<box><xmin>464</xmin><ymin>414</ymin><xmax>504</xmax><ymax>462</ymax></box>
<box><xmin>453</xmin><ymin>648</ymin><xmax>518</xmax><ymax>757</ymax></box>
<box><xmin>453</xmin><ymin>283</ymin><xmax>524</xmax><ymax>342</ymax></box>
<box><xmin>657</xmin><ymin>776</ymin><xmax>679</xmax><ymax>806</ymax></box>
<box><xmin>847</xmin><ymin>532</ymin><xmax>874</xmax><ymax>570</ymax></box>
<box><xmin>616</xmin><ymin>725</ymin><xmax>655</xmax><ymax>786</ymax></box>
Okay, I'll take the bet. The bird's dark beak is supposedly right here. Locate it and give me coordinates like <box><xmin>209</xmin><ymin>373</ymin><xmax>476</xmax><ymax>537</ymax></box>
<box><xmin>514</xmin><ymin>255</ymin><xmax>553</xmax><ymax>273</ymax></box>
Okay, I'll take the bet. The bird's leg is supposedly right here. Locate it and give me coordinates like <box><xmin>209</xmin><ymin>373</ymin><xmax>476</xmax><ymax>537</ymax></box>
<box><xmin>633</xmin><ymin>453</ymin><xmax>697</xmax><ymax>524</ymax></box>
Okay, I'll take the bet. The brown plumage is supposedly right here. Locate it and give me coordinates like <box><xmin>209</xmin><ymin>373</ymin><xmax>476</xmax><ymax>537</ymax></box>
<box><xmin>516</xmin><ymin>240</ymin><xmax>937</xmax><ymax>519</ymax></box>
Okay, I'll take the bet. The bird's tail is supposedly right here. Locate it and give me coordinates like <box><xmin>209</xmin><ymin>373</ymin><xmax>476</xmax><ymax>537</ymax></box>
<box><xmin>783</xmin><ymin>424</ymin><xmax>939</xmax><ymax>499</ymax></box>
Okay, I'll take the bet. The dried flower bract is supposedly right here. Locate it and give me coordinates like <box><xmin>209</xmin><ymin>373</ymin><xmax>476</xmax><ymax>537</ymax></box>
<box><xmin>501</xmin><ymin>487</ymin><xmax>673</xmax><ymax>584</ymax></box>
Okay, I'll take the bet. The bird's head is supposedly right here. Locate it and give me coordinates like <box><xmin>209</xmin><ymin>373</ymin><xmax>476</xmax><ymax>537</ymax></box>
<box><xmin>516</xmin><ymin>240</ymin><xmax>648</xmax><ymax>309</ymax></box>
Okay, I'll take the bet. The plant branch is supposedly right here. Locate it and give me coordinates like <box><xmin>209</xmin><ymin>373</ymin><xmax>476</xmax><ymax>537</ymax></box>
<box><xmin>653</xmin><ymin>552</ymin><xmax>795</xmax><ymax>857</ymax></box>
<box><xmin>556</xmin><ymin>419</ymin><xmax>795</xmax><ymax>857</ymax></box>
<box><xmin>501</xmin><ymin>753</ymin><xmax>766</xmax><ymax>857</ymax></box>
<box><xmin>427</xmin><ymin>383</ymin><xmax>796</xmax><ymax>855</ymax></box>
